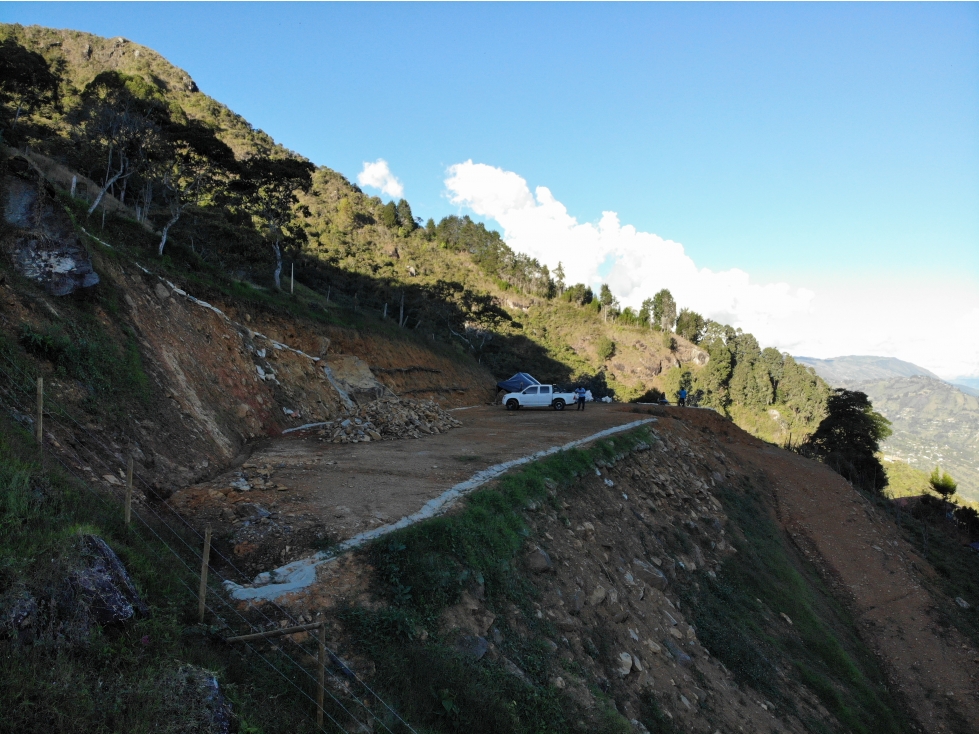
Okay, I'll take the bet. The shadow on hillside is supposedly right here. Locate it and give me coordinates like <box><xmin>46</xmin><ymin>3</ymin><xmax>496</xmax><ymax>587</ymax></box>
<box><xmin>275</xmin><ymin>253</ymin><xmax>573</xmax><ymax>384</ymax></box>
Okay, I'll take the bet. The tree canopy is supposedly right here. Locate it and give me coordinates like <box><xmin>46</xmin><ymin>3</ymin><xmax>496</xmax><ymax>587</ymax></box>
<box><xmin>801</xmin><ymin>389</ymin><xmax>892</xmax><ymax>492</ymax></box>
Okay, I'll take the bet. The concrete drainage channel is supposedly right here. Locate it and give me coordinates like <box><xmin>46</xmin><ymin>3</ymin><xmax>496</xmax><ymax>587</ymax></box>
<box><xmin>224</xmin><ymin>418</ymin><xmax>657</xmax><ymax>601</ymax></box>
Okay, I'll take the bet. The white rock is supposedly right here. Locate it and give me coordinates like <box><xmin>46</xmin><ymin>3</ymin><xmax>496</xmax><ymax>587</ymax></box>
<box><xmin>616</xmin><ymin>652</ymin><xmax>633</xmax><ymax>677</ymax></box>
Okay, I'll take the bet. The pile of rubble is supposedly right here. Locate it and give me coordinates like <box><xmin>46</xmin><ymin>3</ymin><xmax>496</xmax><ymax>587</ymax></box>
<box><xmin>313</xmin><ymin>396</ymin><xmax>461</xmax><ymax>443</ymax></box>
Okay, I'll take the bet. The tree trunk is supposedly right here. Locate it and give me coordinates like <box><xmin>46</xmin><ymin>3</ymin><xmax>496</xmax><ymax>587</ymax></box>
<box><xmin>272</xmin><ymin>240</ymin><xmax>282</xmax><ymax>290</ymax></box>
<box><xmin>158</xmin><ymin>208</ymin><xmax>182</xmax><ymax>256</ymax></box>
<box><xmin>88</xmin><ymin>166</ymin><xmax>127</xmax><ymax>216</ymax></box>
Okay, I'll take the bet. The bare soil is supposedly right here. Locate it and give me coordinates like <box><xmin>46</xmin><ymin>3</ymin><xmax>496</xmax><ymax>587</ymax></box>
<box><xmin>172</xmin><ymin>404</ymin><xmax>653</xmax><ymax>570</ymax></box>
<box><xmin>675</xmin><ymin>408</ymin><xmax>979</xmax><ymax>733</ymax></box>
<box><xmin>176</xmin><ymin>404</ymin><xmax>979</xmax><ymax>732</ymax></box>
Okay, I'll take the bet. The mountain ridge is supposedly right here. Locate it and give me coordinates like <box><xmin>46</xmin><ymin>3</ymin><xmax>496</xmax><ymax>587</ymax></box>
<box><xmin>795</xmin><ymin>354</ymin><xmax>941</xmax><ymax>385</ymax></box>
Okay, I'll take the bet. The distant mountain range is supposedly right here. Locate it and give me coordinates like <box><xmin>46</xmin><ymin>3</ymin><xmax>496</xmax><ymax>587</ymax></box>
<box><xmin>795</xmin><ymin>355</ymin><xmax>941</xmax><ymax>384</ymax></box>
<box><xmin>795</xmin><ymin>356</ymin><xmax>978</xmax><ymax>503</ymax></box>
<box><xmin>950</xmin><ymin>377</ymin><xmax>979</xmax><ymax>398</ymax></box>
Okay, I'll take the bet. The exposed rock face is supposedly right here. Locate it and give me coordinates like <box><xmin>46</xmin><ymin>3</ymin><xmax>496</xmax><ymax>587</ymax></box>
<box><xmin>2</xmin><ymin>161</ymin><xmax>100</xmax><ymax>296</ymax></box>
<box><xmin>0</xmin><ymin>534</ymin><xmax>145</xmax><ymax>645</ymax></box>
<box><xmin>321</xmin><ymin>354</ymin><xmax>394</xmax><ymax>408</ymax></box>
<box><xmin>68</xmin><ymin>534</ymin><xmax>148</xmax><ymax>627</ymax></box>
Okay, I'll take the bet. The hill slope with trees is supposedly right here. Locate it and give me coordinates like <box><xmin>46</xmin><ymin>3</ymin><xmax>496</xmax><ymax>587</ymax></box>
<box><xmin>1</xmin><ymin>22</ymin><xmax>830</xmax><ymax>442</ymax></box>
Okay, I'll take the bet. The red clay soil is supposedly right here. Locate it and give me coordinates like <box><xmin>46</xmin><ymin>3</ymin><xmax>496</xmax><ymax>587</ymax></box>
<box><xmin>675</xmin><ymin>408</ymin><xmax>979</xmax><ymax>734</ymax></box>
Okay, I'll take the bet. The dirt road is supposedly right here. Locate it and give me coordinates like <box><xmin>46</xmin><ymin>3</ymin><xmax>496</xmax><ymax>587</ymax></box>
<box><xmin>173</xmin><ymin>404</ymin><xmax>657</xmax><ymax>573</ymax></box>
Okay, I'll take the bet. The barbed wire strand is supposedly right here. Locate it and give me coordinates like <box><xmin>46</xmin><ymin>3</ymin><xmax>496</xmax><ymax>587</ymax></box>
<box><xmin>0</xmin><ymin>348</ymin><xmax>416</xmax><ymax>733</ymax></box>
<box><xmin>0</xmin><ymin>345</ymin><xmax>417</xmax><ymax>733</ymax></box>
<box><xmin>0</xmin><ymin>362</ymin><xmax>380</xmax><ymax>734</ymax></box>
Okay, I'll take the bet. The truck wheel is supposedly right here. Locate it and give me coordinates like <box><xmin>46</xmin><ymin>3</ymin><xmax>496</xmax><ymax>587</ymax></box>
<box><xmin>506</xmin><ymin>399</ymin><xmax>519</xmax><ymax>411</ymax></box>
<box><xmin>553</xmin><ymin>399</ymin><xmax>565</xmax><ymax>411</ymax></box>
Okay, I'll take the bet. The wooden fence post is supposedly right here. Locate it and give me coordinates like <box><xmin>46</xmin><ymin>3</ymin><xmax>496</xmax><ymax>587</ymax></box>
<box><xmin>35</xmin><ymin>376</ymin><xmax>43</xmax><ymax>445</ymax></box>
<box><xmin>317</xmin><ymin>622</ymin><xmax>326</xmax><ymax>728</ymax></box>
<box><xmin>124</xmin><ymin>456</ymin><xmax>134</xmax><ymax>527</ymax></box>
<box><xmin>198</xmin><ymin>526</ymin><xmax>212</xmax><ymax>623</ymax></box>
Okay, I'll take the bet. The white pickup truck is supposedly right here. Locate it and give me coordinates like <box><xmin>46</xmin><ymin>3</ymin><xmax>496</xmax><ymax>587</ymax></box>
<box><xmin>502</xmin><ymin>384</ymin><xmax>576</xmax><ymax>411</ymax></box>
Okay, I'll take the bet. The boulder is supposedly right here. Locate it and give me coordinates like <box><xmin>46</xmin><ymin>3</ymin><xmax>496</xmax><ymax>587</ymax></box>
<box><xmin>633</xmin><ymin>559</ymin><xmax>668</xmax><ymax>590</ymax></box>
<box><xmin>67</xmin><ymin>535</ymin><xmax>148</xmax><ymax>627</ymax></box>
<box><xmin>663</xmin><ymin>638</ymin><xmax>692</xmax><ymax>667</ymax></box>
<box><xmin>588</xmin><ymin>586</ymin><xmax>607</xmax><ymax>606</ymax></box>
<box><xmin>455</xmin><ymin>634</ymin><xmax>489</xmax><ymax>660</ymax></box>
<box><xmin>524</xmin><ymin>547</ymin><xmax>554</xmax><ymax>573</ymax></box>
<box><xmin>615</xmin><ymin>652</ymin><xmax>633</xmax><ymax>677</ymax></box>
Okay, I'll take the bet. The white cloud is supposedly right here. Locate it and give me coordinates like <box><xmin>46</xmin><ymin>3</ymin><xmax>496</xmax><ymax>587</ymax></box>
<box><xmin>357</xmin><ymin>158</ymin><xmax>404</xmax><ymax>198</ymax></box>
<box><xmin>444</xmin><ymin>160</ymin><xmax>979</xmax><ymax>379</ymax></box>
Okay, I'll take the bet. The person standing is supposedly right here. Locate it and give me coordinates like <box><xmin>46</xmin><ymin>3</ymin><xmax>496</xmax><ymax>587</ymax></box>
<box><xmin>678</xmin><ymin>388</ymin><xmax>687</xmax><ymax>407</ymax></box>
<box><xmin>575</xmin><ymin>386</ymin><xmax>587</xmax><ymax>411</ymax></box>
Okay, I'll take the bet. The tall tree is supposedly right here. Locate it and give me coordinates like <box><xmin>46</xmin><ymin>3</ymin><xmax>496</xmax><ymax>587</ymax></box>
<box><xmin>675</xmin><ymin>308</ymin><xmax>705</xmax><ymax>343</ymax></box>
<box><xmin>639</xmin><ymin>298</ymin><xmax>654</xmax><ymax>329</ymax></box>
<box><xmin>0</xmin><ymin>38</ymin><xmax>61</xmax><ymax>135</ymax></box>
<box><xmin>651</xmin><ymin>289</ymin><xmax>677</xmax><ymax>332</ymax></box>
<box><xmin>380</xmin><ymin>200</ymin><xmax>398</xmax><ymax>229</ymax></box>
<box><xmin>153</xmin><ymin>120</ymin><xmax>235</xmax><ymax>255</ymax></box>
<box><xmin>395</xmin><ymin>198</ymin><xmax>416</xmax><ymax>232</ymax></box>
<box><xmin>247</xmin><ymin>157</ymin><xmax>314</xmax><ymax>289</ymax></box>
<box><xmin>554</xmin><ymin>262</ymin><xmax>566</xmax><ymax>295</ymax></box>
<box><xmin>599</xmin><ymin>283</ymin><xmax>616</xmax><ymax>322</ymax></box>
<box><xmin>74</xmin><ymin>72</ymin><xmax>169</xmax><ymax>217</ymax></box>
<box><xmin>801</xmin><ymin>389</ymin><xmax>892</xmax><ymax>492</ymax></box>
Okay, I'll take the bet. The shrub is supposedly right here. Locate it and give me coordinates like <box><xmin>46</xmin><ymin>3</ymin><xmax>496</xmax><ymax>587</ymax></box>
<box><xmin>596</xmin><ymin>336</ymin><xmax>615</xmax><ymax>362</ymax></box>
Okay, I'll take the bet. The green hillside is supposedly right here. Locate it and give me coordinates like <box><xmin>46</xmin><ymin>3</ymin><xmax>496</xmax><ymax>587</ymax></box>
<box><xmin>855</xmin><ymin>376</ymin><xmax>979</xmax><ymax>503</ymax></box>
<box><xmin>1</xmin><ymin>22</ymin><xmax>829</xmax><ymax>440</ymax></box>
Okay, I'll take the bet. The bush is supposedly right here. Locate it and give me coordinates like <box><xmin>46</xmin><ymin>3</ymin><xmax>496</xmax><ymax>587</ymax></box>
<box><xmin>595</xmin><ymin>336</ymin><xmax>615</xmax><ymax>362</ymax></box>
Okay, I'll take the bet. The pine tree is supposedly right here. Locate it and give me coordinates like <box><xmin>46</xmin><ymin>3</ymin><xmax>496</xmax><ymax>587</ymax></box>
<box><xmin>396</xmin><ymin>199</ymin><xmax>416</xmax><ymax>232</ymax></box>
<box><xmin>554</xmin><ymin>262</ymin><xmax>566</xmax><ymax>294</ymax></box>
<box><xmin>651</xmin><ymin>289</ymin><xmax>677</xmax><ymax>332</ymax></box>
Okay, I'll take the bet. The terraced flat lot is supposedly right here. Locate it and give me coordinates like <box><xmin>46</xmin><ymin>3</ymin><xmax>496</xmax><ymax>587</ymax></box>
<box><xmin>174</xmin><ymin>403</ymin><xmax>657</xmax><ymax>554</ymax></box>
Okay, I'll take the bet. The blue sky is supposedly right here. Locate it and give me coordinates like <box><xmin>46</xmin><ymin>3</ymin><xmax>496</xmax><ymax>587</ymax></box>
<box><xmin>4</xmin><ymin>3</ymin><xmax>978</xmax><ymax>376</ymax></box>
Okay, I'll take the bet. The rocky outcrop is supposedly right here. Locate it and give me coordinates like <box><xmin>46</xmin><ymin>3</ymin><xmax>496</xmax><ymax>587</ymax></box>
<box><xmin>0</xmin><ymin>534</ymin><xmax>145</xmax><ymax>646</ymax></box>
<box><xmin>68</xmin><ymin>534</ymin><xmax>148</xmax><ymax>626</ymax></box>
<box><xmin>2</xmin><ymin>158</ymin><xmax>100</xmax><ymax>296</ymax></box>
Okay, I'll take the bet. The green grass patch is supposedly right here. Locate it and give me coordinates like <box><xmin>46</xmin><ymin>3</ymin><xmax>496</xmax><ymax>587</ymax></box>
<box><xmin>337</xmin><ymin>430</ymin><xmax>653</xmax><ymax>734</ymax></box>
<box><xmin>16</xmin><ymin>320</ymin><xmax>151</xmax><ymax>414</ymax></box>
<box><xmin>677</xmin><ymin>480</ymin><xmax>910</xmax><ymax>734</ymax></box>
<box><xmin>0</xmin><ymin>415</ymin><xmax>332</xmax><ymax>733</ymax></box>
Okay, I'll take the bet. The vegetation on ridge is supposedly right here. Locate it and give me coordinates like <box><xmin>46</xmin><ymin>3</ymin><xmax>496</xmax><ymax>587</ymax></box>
<box><xmin>1</xmin><ymin>23</ymin><xmax>832</xmax><ymax>447</ymax></box>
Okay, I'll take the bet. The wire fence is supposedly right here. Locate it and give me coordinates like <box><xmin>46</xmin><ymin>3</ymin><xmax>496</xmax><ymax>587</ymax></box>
<box><xmin>0</xmin><ymin>345</ymin><xmax>418</xmax><ymax>734</ymax></box>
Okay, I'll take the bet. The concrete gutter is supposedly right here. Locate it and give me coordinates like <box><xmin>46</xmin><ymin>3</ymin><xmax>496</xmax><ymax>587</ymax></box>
<box><xmin>224</xmin><ymin>417</ymin><xmax>657</xmax><ymax>601</ymax></box>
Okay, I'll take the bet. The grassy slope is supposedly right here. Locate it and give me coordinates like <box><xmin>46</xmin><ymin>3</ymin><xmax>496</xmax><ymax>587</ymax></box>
<box><xmin>0</xmin><ymin>415</ymin><xmax>327</xmax><ymax>733</ymax></box>
<box><xmin>340</xmin><ymin>428</ymin><xmax>909</xmax><ymax>734</ymax></box>
<box><xmin>682</xmin><ymin>479</ymin><xmax>906</xmax><ymax>734</ymax></box>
